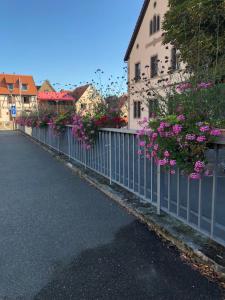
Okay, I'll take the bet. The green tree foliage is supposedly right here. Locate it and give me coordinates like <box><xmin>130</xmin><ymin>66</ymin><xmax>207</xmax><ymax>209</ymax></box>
<box><xmin>163</xmin><ymin>0</ymin><xmax>225</xmax><ymax>76</ymax></box>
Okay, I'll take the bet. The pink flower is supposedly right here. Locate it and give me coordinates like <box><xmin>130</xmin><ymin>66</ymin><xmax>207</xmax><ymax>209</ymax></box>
<box><xmin>172</xmin><ymin>124</ymin><xmax>182</xmax><ymax>135</ymax></box>
<box><xmin>210</xmin><ymin>129</ymin><xmax>221</xmax><ymax>136</ymax></box>
<box><xmin>197</xmin><ymin>136</ymin><xmax>206</xmax><ymax>142</ymax></box>
<box><xmin>139</xmin><ymin>141</ymin><xmax>146</xmax><ymax>147</ymax></box>
<box><xmin>189</xmin><ymin>173</ymin><xmax>201</xmax><ymax>180</ymax></box>
<box><xmin>158</xmin><ymin>158</ymin><xmax>168</xmax><ymax>166</ymax></box>
<box><xmin>152</xmin><ymin>133</ymin><xmax>158</xmax><ymax>139</ymax></box>
<box><xmin>170</xmin><ymin>170</ymin><xmax>176</xmax><ymax>175</ymax></box>
<box><xmin>177</xmin><ymin>114</ymin><xmax>185</xmax><ymax>121</ymax></box>
<box><xmin>169</xmin><ymin>160</ymin><xmax>176</xmax><ymax>166</ymax></box>
<box><xmin>186</xmin><ymin>134</ymin><xmax>196</xmax><ymax>141</ymax></box>
<box><xmin>195</xmin><ymin>161</ymin><xmax>205</xmax><ymax>169</ymax></box>
<box><xmin>137</xmin><ymin>150</ymin><xmax>142</xmax><ymax>155</ymax></box>
<box><xmin>164</xmin><ymin>150</ymin><xmax>170</xmax><ymax>157</ymax></box>
<box><xmin>154</xmin><ymin>144</ymin><xmax>159</xmax><ymax>151</ymax></box>
<box><xmin>200</xmin><ymin>126</ymin><xmax>210</xmax><ymax>132</ymax></box>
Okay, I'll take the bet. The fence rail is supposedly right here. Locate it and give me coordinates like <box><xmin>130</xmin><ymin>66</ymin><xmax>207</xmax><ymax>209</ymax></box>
<box><xmin>18</xmin><ymin>125</ymin><xmax>225</xmax><ymax>247</ymax></box>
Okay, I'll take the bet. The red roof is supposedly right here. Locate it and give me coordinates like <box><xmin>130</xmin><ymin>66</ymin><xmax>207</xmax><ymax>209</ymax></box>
<box><xmin>0</xmin><ymin>74</ymin><xmax>37</xmax><ymax>95</ymax></box>
<box><xmin>38</xmin><ymin>91</ymin><xmax>75</xmax><ymax>101</ymax></box>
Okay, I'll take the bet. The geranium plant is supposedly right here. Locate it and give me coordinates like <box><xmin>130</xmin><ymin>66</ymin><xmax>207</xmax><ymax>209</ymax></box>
<box><xmin>137</xmin><ymin>114</ymin><xmax>221</xmax><ymax>179</ymax></box>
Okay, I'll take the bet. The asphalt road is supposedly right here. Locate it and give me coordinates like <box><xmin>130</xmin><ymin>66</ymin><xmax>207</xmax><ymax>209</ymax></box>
<box><xmin>0</xmin><ymin>131</ymin><xmax>223</xmax><ymax>300</ymax></box>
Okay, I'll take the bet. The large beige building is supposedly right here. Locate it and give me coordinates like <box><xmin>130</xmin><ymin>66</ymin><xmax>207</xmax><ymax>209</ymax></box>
<box><xmin>124</xmin><ymin>0</ymin><xmax>180</xmax><ymax>129</ymax></box>
<box><xmin>0</xmin><ymin>74</ymin><xmax>37</xmax><ymax>129</ymax></box>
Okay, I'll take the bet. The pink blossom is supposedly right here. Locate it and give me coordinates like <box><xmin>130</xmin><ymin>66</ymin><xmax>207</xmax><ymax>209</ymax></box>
<box><xmin>210</xmin><ymin>129</ymin><xmax>221</xmax><ymax>136</ymax></box>
<box><xmin>172</xmin><ymin>124</ymin><xmax>182</xmax><ymax>135</ymax></box>
<box><xmin>195</xmin><ymin>161</ymin><xmax>205</xmax><ymax>169</ymax></box>
<box><xmin>177</xmin><ymin>114</ymin><xmax>185</xmax><ymax>121</ymax></box>
<box><xmin>189</xmin><ymin>173</ymin><xmax>201</xmax><ymax>180</ymax></box>
<box><xmin>154</xmin><ymin>144</ymin><xmax>159</xmax><ymax>151</ymax></box>
<box><xmin>139</xmin><ymin>141</ymin><xmax>146</xmax><ymax>147</ymax></box>
<box><xmin>186</xmin><ymin>134</ymin><xmax>196</xmax><ymax>141</ymax></box>
<box><xmin>137</xmin><ymin>150</ymin><xmax>142</xmax><ymax>155</ymax></box>
<box><xmin>152</xmin><ymin>133</ymin><xmax>158</xmax><ymax>139</ymax></box>
<box><xmin>200</xmin><ymin>126</ymin><xmax>210</xmax><ymax>132</ymax></box>
<box><xmin>158</xmin><ymin>158</ymin><xmax>168</xmax><ymax>166</ymax></box>
<box><xmin>170</xmin><ymin>170</ymin><xmax>176</xmax><ymax>175</ymax></box>
<box><xmin>164</xmin><ymin>150</ymin><xmax>170</xmax><ymax>157</ymax></box>
<box><xmin>169</xmin><ymin>160</ymin><xmax>176</xmax><ymax>166</ymax></box>
<box><xmin>197</xmin><ymin>136</ymin><xmax>206</xmax><ymax>142</ymax></box>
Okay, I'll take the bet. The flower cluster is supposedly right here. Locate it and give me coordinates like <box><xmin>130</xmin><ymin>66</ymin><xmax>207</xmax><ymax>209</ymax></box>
<box><xmin>137</xmin><ymin>114</ymin><xmax>221</xmax><ymax>179</ymax></box>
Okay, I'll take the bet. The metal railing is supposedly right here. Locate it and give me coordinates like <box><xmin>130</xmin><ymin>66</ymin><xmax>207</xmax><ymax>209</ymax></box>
<box><xmin>18</xmin><ymin>125</ymin><xmax>225</xmax><ymax>247</ymax></box>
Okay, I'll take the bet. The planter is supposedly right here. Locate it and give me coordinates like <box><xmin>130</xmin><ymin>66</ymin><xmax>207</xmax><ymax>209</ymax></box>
<box><xmin>25</xmin><ymin>126</ymin><xmax>32</xmax><ymax>136</ymax></box>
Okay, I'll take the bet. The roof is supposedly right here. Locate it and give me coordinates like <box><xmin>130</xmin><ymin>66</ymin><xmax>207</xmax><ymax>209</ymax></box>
<box><xmin>0</xmin><ymin>74</ymin><xmax>37</xmax><ymax>95</ymax></box>
<box><xmin>38</xmin><ymin>91</ymin><xmax>75</xmax><ymax>101</ymax></box>
<box><xmin>37</xmin><ymin>80</ymin><xmax>56</xmax><ymax>92</ymax></box>
<box><xmin>71</xmin><ymin>84</ymin><xmax>90</xmax><ymax>100</ymax></box>
<box><xmin>124</xmin><ymin>0</ymin><xmax>150</xmax><ymax>62</ymax></box>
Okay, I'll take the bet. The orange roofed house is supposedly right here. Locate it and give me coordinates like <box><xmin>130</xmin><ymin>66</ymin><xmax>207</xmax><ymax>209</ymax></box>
<box><xmin>0</xmin><ymin>74</ymin><xmax>37</xmax><ymax>129</ymax></box>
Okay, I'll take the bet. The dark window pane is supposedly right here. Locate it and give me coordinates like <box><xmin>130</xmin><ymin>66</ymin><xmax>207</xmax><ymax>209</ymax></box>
<box><xmin>135</xmin><ymin>63</ymin><xmax>141</xmax><ymax>81</ymax></box>
<box><xmin>171</xmin><ymin>48</ymin><xmax>178</xmax><ymax>71</ymax></box>
<box><xmin>151</xmin><ymin>55</ymin><xmax>158</xmax><ymax>78</ymax></box>
<box><xmin>150</xmin><ymin>20</ymin><xmax>153</xmax><ymax>35</ymax></box>
<box><xmin>153</xmin><ymin>15</ymin><xmax>157</xmax><ymax>33</ymax></box>
<box><xmin>157</xmin><ymin>15</ymin><xmax>160</xmax><ymax>31</ymax></box>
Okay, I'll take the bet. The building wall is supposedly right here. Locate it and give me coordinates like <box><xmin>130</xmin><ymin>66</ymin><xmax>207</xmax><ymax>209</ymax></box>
<box><xmin>0</xmin><ymin>94</ymin><xmax>37</xmax><ymax>128</ymax></box>
<box><xmin>127</xmin><ymin>0</ymin><xmax>184</xmax><ymax>129</ymax></box>
<box><xmin>75</xmin><ymin>86</ymin><xmax>102</xmax><ymax>115</ymax></box>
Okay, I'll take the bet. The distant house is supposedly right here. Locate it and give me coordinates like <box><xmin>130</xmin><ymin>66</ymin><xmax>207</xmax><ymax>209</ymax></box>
<box><xmin>70</xmin><ymin>84</ymin><xmax>102</xmax><ymax>115</ymax></box>
<box><xmin>105</xmin><ymin>94</ymin><xmax>128</xmax><ymax>118</ymax></box>
<box><xmin>38</xmin><ymin>91</ymin><xmax>75</xmax><ymax>113</ymax></box>
<box><xmin>124</xmin><ymin>0</ymin><xmax>181</xmax><ymax>129</ymax></box>
<box><xmin>36</xmin><ymin>80</ymin><xmax>56</xmax><ymax>93</ymax></box>
<box><xmin>0</xmin><ymin>74</ymin><xmax>37</xmax><ymax>129</ymax></box>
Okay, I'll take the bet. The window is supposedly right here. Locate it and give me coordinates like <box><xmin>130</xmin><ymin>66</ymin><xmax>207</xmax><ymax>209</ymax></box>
<box><xmin>171</xmin><ymin>48</ymin><xmax>179</xmax><ymax>71</ymax></box>
<box><xmin>153</xmin><ymin>15</ymin><xmax>157</xmax><ymax>33</ymax></box>
<box><xmin>23</xmin><ymin>96</ymin><xmax>30</xmax><ymax>104</ymax></box>
<box><xmin>150</xmin><ymin>20</ymin><xmax>153</xmax><ymax>35</ymax></box>
<box><xmin>148</xmin><ymin>99</ymin><xmax>158</xmax><ymax>118</ymax></box>
<box><xmin>150</xmin><ymin>15</ymin><xmax>160</xmax><ymax>35</ymax></box>
<box><xmin>135</xmin><ymin>63</ymin><xmax>141</xmax><ymax>81</ymax></box>
<box><xmin>157</xmin><ymin>16</ymin><xmax>160</xmax><ymax>31</ymax></box>
<box><xmin>21</xmin><ymin>84</ymin><xmax>28</xmax><ymax>91</ymax></box>
<box><xmin>133</xmin><ymin>101</ymin><xmax>141</xmax><ymax>119</ymax></box>
<box><xmin>7</xmin><ymin>83</ymin><xmax>14</xmax><ymax>91</ymax></box>
<box><xmin>151</xmin><ymin>55</ymin><xmax>158</xmax><ymax>78</ymax></box>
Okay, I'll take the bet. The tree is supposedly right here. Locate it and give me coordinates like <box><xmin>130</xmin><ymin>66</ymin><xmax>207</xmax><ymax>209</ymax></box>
<box><xmin>163</xmin><ymin>0</ymin><xmax>225</xmax><ymax>77</ymax></box>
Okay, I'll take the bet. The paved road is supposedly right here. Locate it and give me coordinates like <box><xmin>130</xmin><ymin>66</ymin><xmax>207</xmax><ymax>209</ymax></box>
<box><xmin>0</xmin><ymin>131</ymin><xmax>223</xmax><ymax>300</ymax></box>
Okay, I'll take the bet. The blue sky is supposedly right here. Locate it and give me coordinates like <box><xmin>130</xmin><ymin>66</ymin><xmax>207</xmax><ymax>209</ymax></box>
<box><xmin>1</xmin><ymin>0</ymin><xmax>143</xmax><ymax>89</ymax></box>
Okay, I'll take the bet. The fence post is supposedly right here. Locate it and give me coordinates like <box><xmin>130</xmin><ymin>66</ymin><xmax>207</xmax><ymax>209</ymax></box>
<box><xmin>211</xmin><ymin>144</ymin><xmax>218</xmax><ymax>238</ymax></box>
<box><xmin>157</xmin><ymin>164</ymin><xmax>161</xmax><ymax>215</ymax></box>
<box><xmin>68</xmin><ymin>127</ymin><xmax>71</xmax><ymax>160</ymax></box>
<box><xmin>109</xmin><ymin>131</ymin><xmax>112</xmax><ymax>185</ymax></box>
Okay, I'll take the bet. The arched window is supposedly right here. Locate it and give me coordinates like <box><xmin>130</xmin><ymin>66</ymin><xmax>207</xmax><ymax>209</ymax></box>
<box><xmin>150</xmin><ymin>20</ymin><xmax>153</xmax><ymax>35</ymax></box>
<box><xmin>153</xmin><ymin>15</ymin><xmax>157</xmax><ymax>33</ymax></box>
<box><xmin>157</xmin><ymin>15</ymin><xmax>160</xmax><ymax>31</ymax></box>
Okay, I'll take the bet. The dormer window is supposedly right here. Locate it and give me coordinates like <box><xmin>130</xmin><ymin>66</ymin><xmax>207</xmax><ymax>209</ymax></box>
<box><xmin>21</xmin><ymin>84</ymin><xmax>28</xmax><ymax>91</ymax></box>
<box><xmin>7</xmin><ymin>83</ymin><xmax>14</xmax><ymax>91</ymax></box>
